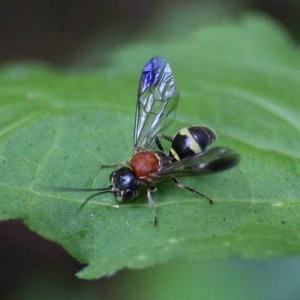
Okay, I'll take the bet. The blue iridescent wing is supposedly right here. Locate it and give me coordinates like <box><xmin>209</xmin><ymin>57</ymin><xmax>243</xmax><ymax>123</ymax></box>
<box><xmin>133</xmin><ymin>57</ymin><xmax>179</xmax><ymax>151</ymax></box>
<box><xmin>157</xmin><ymin>147</ymin><xmax>240</xmax><ymax>176</ymax></box>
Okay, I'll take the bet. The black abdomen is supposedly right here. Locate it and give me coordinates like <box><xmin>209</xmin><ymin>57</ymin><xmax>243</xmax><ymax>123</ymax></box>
<box><xmin>170</xmin><ymin>126</ymin><xmax>216</xmax><ymax>161</ymax></box>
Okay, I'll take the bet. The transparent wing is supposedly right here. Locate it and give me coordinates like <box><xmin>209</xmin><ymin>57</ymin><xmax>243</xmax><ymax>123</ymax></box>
<box><xmin>134</xmin><ymin>56</ymin><xmax>179</xmax><ymax>151</ymax></box>
<box><xmin>157</xmin><ymin>147</ymin><xmax>240</xmax><ymax>177</ymax></box>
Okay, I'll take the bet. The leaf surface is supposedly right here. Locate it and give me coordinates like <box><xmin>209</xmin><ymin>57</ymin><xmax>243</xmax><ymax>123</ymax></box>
<box><xmin>0</xmin><ymin>16</ymin><xmax>300</xmax><ymax>279</ymax></box>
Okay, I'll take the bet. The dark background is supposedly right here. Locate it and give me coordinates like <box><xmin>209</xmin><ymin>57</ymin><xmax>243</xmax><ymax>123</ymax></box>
<box><xmin>0</xmin><ymin>1</ymin><xmax>299</xmax><ymax>66</ymax></box>
<box><xmin>0</xmin><ymin>1</ymin><xmax>299</xmax><ymax>299</ymax></box>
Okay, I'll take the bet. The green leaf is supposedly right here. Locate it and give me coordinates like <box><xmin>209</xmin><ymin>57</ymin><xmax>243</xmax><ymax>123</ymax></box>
<box><xmin>1</xmin><ymin>15</ymin><xmax>300</xmax><ymax>279</ymax></box>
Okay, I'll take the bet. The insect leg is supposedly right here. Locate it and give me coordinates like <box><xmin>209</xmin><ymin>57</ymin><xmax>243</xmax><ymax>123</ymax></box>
<box><xmin>147</xmin><ymin>186</ymin><xmax>158</xmax><ymax>226</ymax></box>
<box><xmin>155</xmin><ymin>138</ymin><xmax>165</xmax><ymax>151</ymax></box>
<box><xmin>156</xmin><ymin>134</ymin><xmax>173</xmax><ymax>151</ymax></box>
<box><xmin>101</xmin><ymin>161</ymin><xmax>128</xmax><ymax>169</ymax></box>
<box><xmin>161</xmin><ymin>134</ymin><xmax>173</xmax><ymax>142</ymax></box>
<box><xmin>171</xmin><ymin>176</ymin><xmax>213</xmax><ymax>205</ymax></box>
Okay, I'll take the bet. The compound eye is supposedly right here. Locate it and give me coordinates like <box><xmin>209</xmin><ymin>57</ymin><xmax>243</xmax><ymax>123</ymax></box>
<box><xmin>123</xmin><ymin>189</ymin><xmax>134</xmax><ymax>200</ymax></box>
<box><xmin>109</xmin><ymin>171</ymin><xmax>116</xmax><ymax>182</ymax></box>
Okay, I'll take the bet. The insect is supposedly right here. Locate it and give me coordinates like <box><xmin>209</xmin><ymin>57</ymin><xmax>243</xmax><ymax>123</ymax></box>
<box><xmin>66</xmin><ymin>57</ymin><xmax>240</xmax><ymax>225</ymax></box>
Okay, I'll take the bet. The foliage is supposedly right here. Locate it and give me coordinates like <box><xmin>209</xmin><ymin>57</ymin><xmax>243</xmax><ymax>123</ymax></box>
<box><xmin>0</xmin><ymin>15</ymin><xmax>299</xmax><ymax>279</ymax></box>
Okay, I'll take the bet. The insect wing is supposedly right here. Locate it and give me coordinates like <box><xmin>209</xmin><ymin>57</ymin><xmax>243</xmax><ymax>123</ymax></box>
<box><xmin>134</xmin><ymin>57</ymin><xmax>179</xmax><ymax>151</ymax></box>
<box><xmin>157</xmin><ymin>146</ymin><xmax>240</xmax><ymax>176</ymax></box>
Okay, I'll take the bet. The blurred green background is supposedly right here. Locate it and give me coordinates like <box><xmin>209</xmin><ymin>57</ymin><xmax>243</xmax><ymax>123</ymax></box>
<box><xmin>1</xmin><ymin>1</ymin><xmax>300</xmax><ymax>299</ymax></box>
